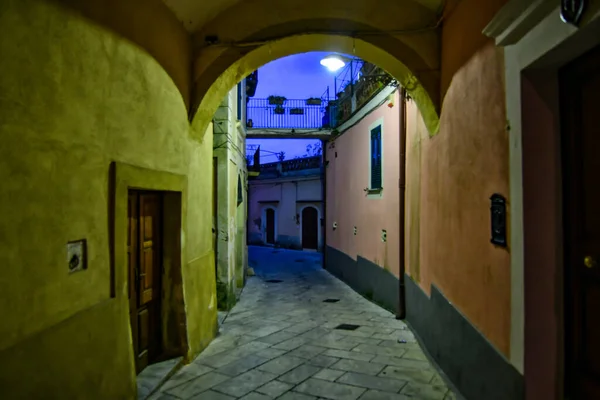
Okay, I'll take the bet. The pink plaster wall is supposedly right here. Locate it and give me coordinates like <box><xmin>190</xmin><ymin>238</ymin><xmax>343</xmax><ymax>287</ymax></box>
<box><xmin>418</xmin><ymin>41</ymin><xmax>511</xmax><ymax>355</ymax></box>
<box><xmin>326</xmin><ymin>92</ymin><xmax>401</xmax><ymax>276</ymax></box>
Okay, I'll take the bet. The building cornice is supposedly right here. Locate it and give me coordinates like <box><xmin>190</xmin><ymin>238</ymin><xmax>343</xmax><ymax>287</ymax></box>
<box><xmin>483</xmin><ymin>0</ymin><xmax>556</xmax><ymax>46</ymax></box>
<box><xmin>335</xmin><ymin>85</ymin><xmax>397</xmax><ymax>135</ymax></box>
<box><xmin>249</xmin><ymin>174</ymin><xmax>321</xmax><ymax>185</ymax></box>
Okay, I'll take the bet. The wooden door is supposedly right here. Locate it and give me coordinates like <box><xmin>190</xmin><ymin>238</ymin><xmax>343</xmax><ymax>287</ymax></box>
<box><xmin>561</xmin><ymin>44</ymin><xmax>600</xmax><ymax>399</ymax></box>
<box><xmin>302</xmin><ymin>207</ymin><xmax>318</xmax><ymax>250</ymax></box>
<box><xmin>128</xmin><ymin>191</ymin><xmax>162</xmax><ymax>374</ymax></box>
<box><xmin>265</xmin><ymin>208</ymin><xmax>275</xmax><ymax>244</ymax></box>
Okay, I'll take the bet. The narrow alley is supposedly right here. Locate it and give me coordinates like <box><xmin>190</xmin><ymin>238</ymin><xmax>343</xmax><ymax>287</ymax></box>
<box><xmin>3</xmin><ymin>0</ymin><xmax>600</xmax><ymax>399</ymax></box>
<box><xmin>150</xmin><ymin>247</ymin><xmax>456</xmax><ymax>400</ymax></box>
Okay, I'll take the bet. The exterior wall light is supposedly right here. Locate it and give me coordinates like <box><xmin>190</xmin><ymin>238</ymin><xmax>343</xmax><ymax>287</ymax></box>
<box><xmin>320</xmin><ymin>55</ymin><xmax>346</xmax><ymax>72</ymax></box>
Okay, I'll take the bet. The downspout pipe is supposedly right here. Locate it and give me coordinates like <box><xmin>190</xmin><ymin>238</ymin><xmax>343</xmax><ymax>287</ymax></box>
<box><xmin>397</xmin><ymin>88</ymin><xmax>407</xmax><ymax>320</ymax></box>
<box><xmin>321</xmin><ymin>139</ymin><xmax>327</xmax><ymax>269</ymax></box>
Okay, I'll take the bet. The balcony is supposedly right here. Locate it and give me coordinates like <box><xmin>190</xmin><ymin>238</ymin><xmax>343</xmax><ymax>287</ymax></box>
<box><xmin>244</xmin><ymin>62</ymin><xmax>395</xmax><ymax>136</ymax></box>
<box><xmin>246</xmin><ymin>98</ymin><xmax>330</xmax><ymax>131</ymax></box>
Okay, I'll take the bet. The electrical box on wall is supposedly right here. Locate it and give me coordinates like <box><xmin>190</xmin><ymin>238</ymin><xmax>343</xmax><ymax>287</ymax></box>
<box><xmin>490</xmin><ymin>194</ymin><xmax>507</xmax><ymax>247</ymax></box>
<box><xmin>67</xmin><ymin>239</ymin><xmax>87</xmax><ymax>273</ymax></box>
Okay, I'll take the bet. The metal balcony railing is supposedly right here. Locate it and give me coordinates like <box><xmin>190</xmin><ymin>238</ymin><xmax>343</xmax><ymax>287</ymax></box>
<box><xmin>245</xmin><ymin>63</ymin><xmax>394</xmax><ymax>131</ymax></box>
<box><xmin>246</xmin><ymin>98</ymin><xmax>330</xmax><ymax>130</ymax></box>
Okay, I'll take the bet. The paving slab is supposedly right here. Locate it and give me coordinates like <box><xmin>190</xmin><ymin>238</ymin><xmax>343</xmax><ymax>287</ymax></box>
<box><xmin>212</xmin><ymin>369</ymin><xmax>278</xmax><ymax>397</ymax></box>
<box><xmin>157</xmin><ymin>247</ymin><xmax>457</xmax><ymax>399</ymax></box>
<box><xmin>256</xmin><ymin>379</ymin><xmax>294</xmax><ymax>397</ymax></box>
<box><xmin>279</xmin><ymin>364</ymin><xmax>322</xmax><ymax>384</ymax></box>
<box><xmin>294</xmin><ymin>378</ymin><xmax>366</xmax><ymax>400</ymax></box>
<box><xmin>312</xmin><ymin>368</ymin><xmax>346</xmax><ymax>382</ymax></box>
<box><xmin>337</xmin><ymin>372</ymin><xmax>407</xmax><ymax>393</ymax></box>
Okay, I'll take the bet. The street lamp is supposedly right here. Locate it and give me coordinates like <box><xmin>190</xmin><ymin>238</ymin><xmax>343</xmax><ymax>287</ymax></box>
<box><xmin>320</xmin><ymin>54</ymin><xmax>346</xmax><ymax>72</ymax></box>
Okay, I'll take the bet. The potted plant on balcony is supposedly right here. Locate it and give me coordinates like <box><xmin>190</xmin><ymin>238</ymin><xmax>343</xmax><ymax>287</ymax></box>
<box><xmin>268</xmin><ymin>95</ymin><xmax>286</xmax><ymax>105</ymax></box>
<box><xmin>306</xmin><ymin>97</ymin><xmax>321</xmax><ymax>105</ymax></box>
<box><xmin>290</xmin><ymin>108</ymin><xmax>304</xmax><ymax>115</ymax></box>
<box><xmin>273</xmin><ymin>105</ymin><xmax>285</xmax><ymax>114</ymax></box>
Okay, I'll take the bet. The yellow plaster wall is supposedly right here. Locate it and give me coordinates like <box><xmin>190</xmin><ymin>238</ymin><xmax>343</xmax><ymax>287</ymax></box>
<box><xmin>50</xmin><ymin>0</ymin><xmax>193</xmax><ymax>109</ymax></box>
<box><xmin>212</xmin><ymin>88</ymin><xmax>247</xmax><ymax>295</ymax></box>
<box><xmin>228</xmin><ymin>159</ymin><xmax>238</xmax><ymax>282</ymax></box>
<box><xmin>0</xmin><ymin>0</ymin><xmax>216</xmax><ymax>397</ymax></box>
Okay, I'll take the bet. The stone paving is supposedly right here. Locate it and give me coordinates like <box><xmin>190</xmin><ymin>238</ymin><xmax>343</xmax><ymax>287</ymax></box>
<box><xmin>150</xmin><ymin>246</ymin><xmax>458</xmax><ymax>400</ymax></box>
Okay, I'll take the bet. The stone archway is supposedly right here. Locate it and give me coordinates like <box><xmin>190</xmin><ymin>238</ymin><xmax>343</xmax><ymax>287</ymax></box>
<box><xmin>186</xmin><ymin>0</ymin><xmax>444</xmax><ymax>139</ymax></box>
<box><xmin>50</xmin><ymin>0</ymin><xmax>445</xmax><ymax>137</ymax></box>
<box><xmin>190</xmin><ymin>34</ymin><xmax>441</xmax><ymax>140</ymax></box>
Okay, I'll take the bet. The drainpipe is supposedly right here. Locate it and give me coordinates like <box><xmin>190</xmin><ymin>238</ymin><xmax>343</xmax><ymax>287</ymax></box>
<box><xmin>321</xmin><ymin>139</ymin><xmax>327</xmax><ymax>268</ymax></box>
<box><xmin>397</xmin><ymin>89</ymin><xmax>407</xmax><ymax>320</ymax></box>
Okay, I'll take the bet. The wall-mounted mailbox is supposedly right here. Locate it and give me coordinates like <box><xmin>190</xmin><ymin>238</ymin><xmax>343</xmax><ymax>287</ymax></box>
<box><xmin>67</xmin><ymin>239</ymin><xmax>87</xmax><ymax>273</ymax></box>
<box><xmin>490</xmin><ymin>194</ymin><xmax>507</xmax><ymax>247</ymax></box>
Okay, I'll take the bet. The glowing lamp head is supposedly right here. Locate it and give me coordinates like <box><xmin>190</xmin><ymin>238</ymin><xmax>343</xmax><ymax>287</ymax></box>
<box><xmin>320</xmin><ymin>55</ymin><xmax>346</xmax><ymax>72</ymax></box>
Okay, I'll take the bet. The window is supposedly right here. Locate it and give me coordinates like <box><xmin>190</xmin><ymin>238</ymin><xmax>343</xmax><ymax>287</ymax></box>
<box><xmin>236</xmin><ymin>83</ymin><xmax>242</xmax><ymax>121</ymax></box>
<box><xmin>370</xmin><ymin>124</ymin><xmax>382</xmax><ymax>190</ymax></box>
<box><xmin>237</xmin><ymin>174</ymin><xmax>243</xmax><ymax>206</ymax></box>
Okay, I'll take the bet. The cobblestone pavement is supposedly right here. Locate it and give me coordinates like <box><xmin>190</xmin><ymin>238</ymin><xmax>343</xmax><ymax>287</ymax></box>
<box><xmin>151</xmin><ymin>246</ymin><xmax>458</xmax><ymax>400</ymax></box>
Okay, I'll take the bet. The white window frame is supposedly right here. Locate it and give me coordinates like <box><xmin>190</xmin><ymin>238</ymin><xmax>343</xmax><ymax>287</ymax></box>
<box><xmin>367</xmin><ymin>117</ymin><xmax>384</xmax><ymax>199</ymax></box>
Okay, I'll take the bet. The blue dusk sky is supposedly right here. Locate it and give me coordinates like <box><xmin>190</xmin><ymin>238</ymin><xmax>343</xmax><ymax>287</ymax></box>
<box><xmin>246</xmin><ymin>52</ymin><xmax>337</xmax><ymax>162</ymax></box>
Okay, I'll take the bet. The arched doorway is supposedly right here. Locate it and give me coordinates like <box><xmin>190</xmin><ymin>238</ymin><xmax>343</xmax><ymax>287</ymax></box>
<box><xmin>265</xmin><ymin>208</ymin><xmax>275</xmax><ymax>245</ymax></box>
<box><xmin>302</xmin><ymin>207</ymin><xmax>319</xmax><ymax>250</ymax></box>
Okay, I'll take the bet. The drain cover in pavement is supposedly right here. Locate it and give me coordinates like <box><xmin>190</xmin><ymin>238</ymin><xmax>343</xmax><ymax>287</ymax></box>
<box><xmin>323</xmin><ymin>299</ymin><xmax>340</xmax><ymax>303</ymax></box>
<box><xmin>335</xmin><ymin>323</ymin><xmax>360</xmax><ymax>331</ymax></box>
<box><xmin>265</xmin><ymin>279</ymin><xmax>283</xmax><ymax>283</ymax></box>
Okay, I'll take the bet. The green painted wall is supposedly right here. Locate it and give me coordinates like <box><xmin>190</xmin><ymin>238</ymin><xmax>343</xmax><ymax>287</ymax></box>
<box><xmin>0</xmin><ymin>0</ymin><xmax>216</xmax><ymax>397</ymax></box>
<box><xmin>212</xmin><ymin>89</ymin><xmax>247</xmax><ymax>308</ymax></box>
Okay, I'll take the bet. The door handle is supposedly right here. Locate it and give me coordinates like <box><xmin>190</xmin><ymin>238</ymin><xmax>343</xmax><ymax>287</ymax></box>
<box><xmin>584</xmin><ymin>255</ymin><xmax>597</xmax><ymax>269</ymax></box>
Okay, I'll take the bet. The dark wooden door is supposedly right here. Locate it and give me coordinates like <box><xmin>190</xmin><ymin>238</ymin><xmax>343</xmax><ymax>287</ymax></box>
<box><xmin>302</xmin><ymin>207</ymin><xmax>318</xmax><ymax>250</ymax></box>
<box><xmin>128</xmin><ymin>191</ymin><xmax>162</xmax><ymax>374</ymax></box>
<box><xmin>266</xmin><ymin>208</ymin><xmax>275</xmax><ymax>244</ymax></box>
<box><xmin>561</xmin><ymin>44</ymin><xmax>600</xmax><ymax>399</ymax></box>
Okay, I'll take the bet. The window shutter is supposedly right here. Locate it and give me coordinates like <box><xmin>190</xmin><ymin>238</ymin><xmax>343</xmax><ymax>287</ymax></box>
<box><xmin>237</xmin><ymin>174</ymin><xmax>243</xmax><ymax>206</ymax></box>
<box><xmin>370</xmin><ymin>125</ymin><xmax>382</xmax><ymax>189</ymax></box>
<box><xmin>237</xmin><ymin>83</ymin><xmax>242</xmax><ymax>120</ymax></box>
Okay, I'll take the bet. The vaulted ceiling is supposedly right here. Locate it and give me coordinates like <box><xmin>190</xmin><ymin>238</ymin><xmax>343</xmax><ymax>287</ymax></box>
<box><xmin>162</xmin><ymin>0</ymin><xmax>447</xmax><ymax>33</ymax></box>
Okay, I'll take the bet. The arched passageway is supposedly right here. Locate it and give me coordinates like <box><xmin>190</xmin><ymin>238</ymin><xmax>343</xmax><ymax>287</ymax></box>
<box><xmin>184</xmin><ymin>0</ymin><xmax>447</xmax><ymax>138</ymax></box>
<box><xmin>190</xmin><ymin>33</ymin><xmax>442</xmax><ymax>140</ymax></box>
<box><xmin>0</xmin><ymin>0</ymin><xmax>533</xmax><ymax>399</ymax></box>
